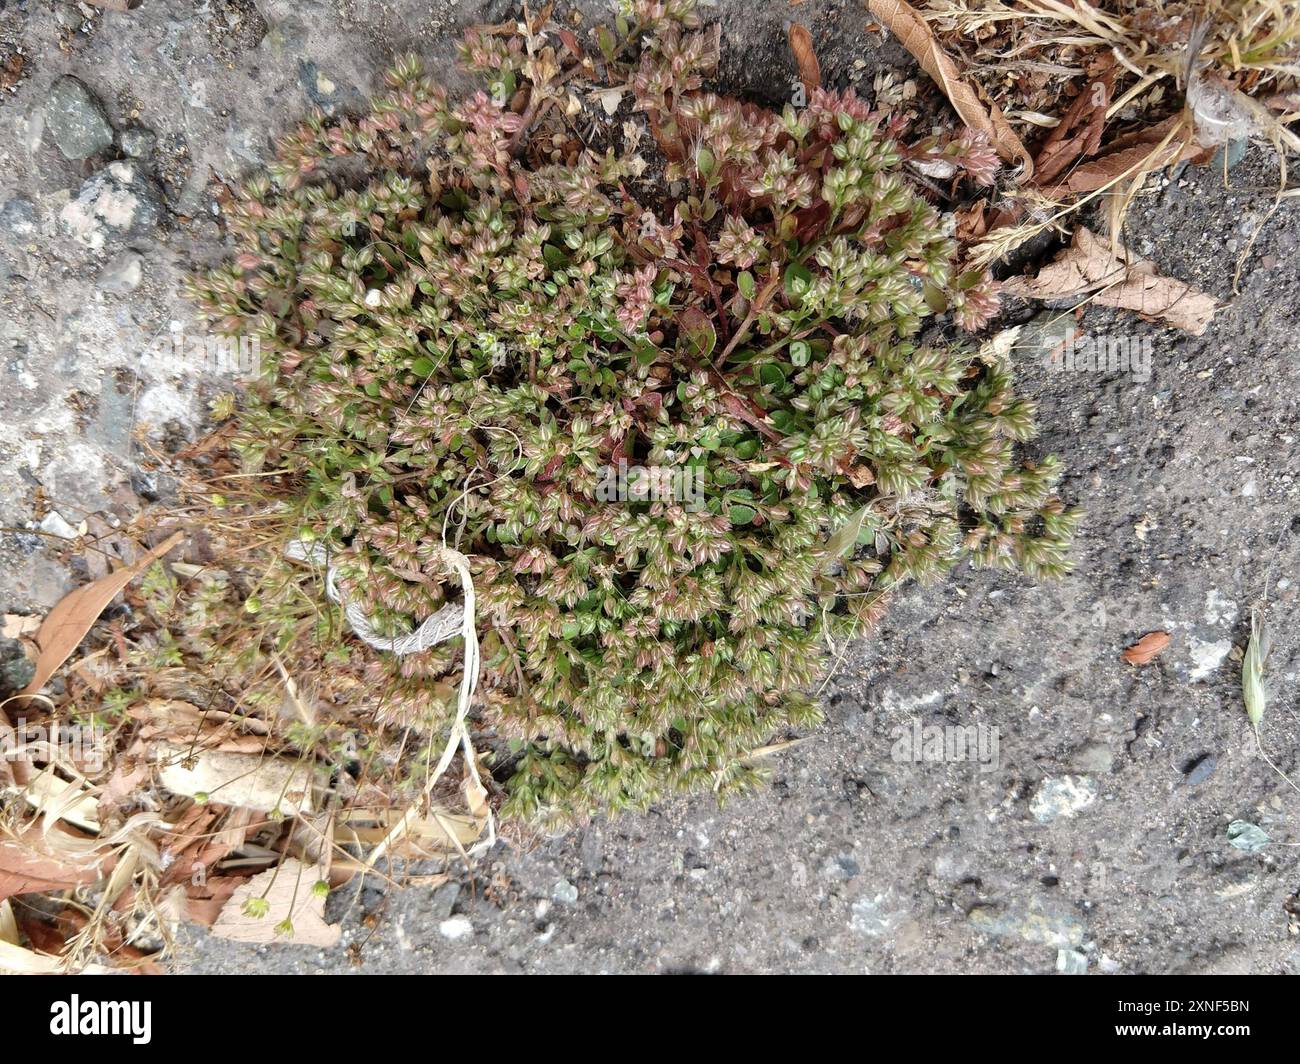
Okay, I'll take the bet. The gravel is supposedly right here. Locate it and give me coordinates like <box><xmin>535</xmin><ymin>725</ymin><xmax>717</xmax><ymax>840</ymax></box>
<box><xmin>43</xmin><ymin>75</ymin><xmax>113</xmax><ymax>160</ymax></box>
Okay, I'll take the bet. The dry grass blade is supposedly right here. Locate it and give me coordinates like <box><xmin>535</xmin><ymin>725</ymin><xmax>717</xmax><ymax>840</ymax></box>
<box><xmin>1243</xmin><ymin>606</ymin><xmax>1268</xmax><ymax>726</ymax></box>
<box><xmin>22</xmin><ymin>769</ymin><xmax>102</xmax><ymax>834</ymax></box>
<box><xmin>1241</xmin><ymin>605</ymin><xmax>1300</xmax><ymax>797</ymax></box>
<box><xmin>868</xmin><ymin>0</ymin><xmax>1033</xmax><ymax>174</ymax></box>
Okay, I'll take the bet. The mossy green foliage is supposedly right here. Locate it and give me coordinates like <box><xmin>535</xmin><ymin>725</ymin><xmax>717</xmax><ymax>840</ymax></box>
<box><xmin>188</xmin><ymin>1</ymin><xmax>1078</xmax><ymax>823</ymax></box>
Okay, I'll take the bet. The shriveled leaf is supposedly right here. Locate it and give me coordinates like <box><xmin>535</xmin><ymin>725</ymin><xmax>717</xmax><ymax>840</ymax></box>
<box><xmin>1031</xmin><ymin>62</ymin><xmax>1114</xmax><ymax>186</ymax></box>
<box><xmin>15</xmin><ymin>531</ymin><xmax>184</xmax><ymax>699</ymax></box>
<box><xmin>865</xmin><ymin>0</ymin><xmax>1031</xmax><ymax>175</ymax></box>
<box><xmin>1121</xmin><ymin>630</ymin><xmax>1170</xmax><ymax>666</ymax></box>
<box><xmin>185</xmin><ymin>874</ymin><xmax>244</xmax><ymax>927</ymax></box>
<box><xmin>1003</xmin><ymin>227</ymin><xmax>1219</xmax><ymax>336</ymax></box>
<box><xmin>1037</xmin><ymin>116</ymin><xmax>1203</xmax><ymax>199</ymax></box>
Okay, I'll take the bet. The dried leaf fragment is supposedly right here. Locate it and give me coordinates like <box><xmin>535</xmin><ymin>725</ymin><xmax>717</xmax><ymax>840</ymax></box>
<box><xmin>787</xmin><ymin>23</ymin><xmax>821</xmax><ymax>95</ymax></box>
<box><xmin>0</xmin><ymin>825</ymin><xmax>111</xmax><ymax>903</ymax></box>
<box><xmin>1037</xmin><ymin>116</ymin><xmax>1203</xmax><ymax>199</ymax></box>
<box><xmin>153</xmin><ymin>743</ymin><xmax>322</xmax><ymax>816</ymax></box>
<box><xmin>210</xmin><ymin>857</ymin><xmax>341</xmax><ymax>947</ymax></box>
<box><xmin>15</xmin><ymin>531</ymin><xmax>184</xmax><ymax>700</ymax></box>
<box><xmin>1121</xmin><ymin>631</ymin><xmax>1170</xmax><ymax>666</ymax></box>
<box><xmin>1002</xmin><ymin>227</ymin><xmax>1219</xmax><ymax>335</ymax></box>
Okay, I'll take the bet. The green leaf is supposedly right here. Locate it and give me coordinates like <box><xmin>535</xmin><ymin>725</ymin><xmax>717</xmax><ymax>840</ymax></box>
<box><xmin>411</xmin><ymin>356</ymin><xmax>435</xmax><ymax>377</ymax></box>
<box><xmin>825</xmin><ymin>504</ymin><xmax>872</xmax><ymax>561</ymax></box>
<box><xmin>783</xmin><ymin>262</ymin><xmax>812</xmax><ymax>300</ymax></box>
<box><xmin>678</xmin><ymin>307</ymin><xmax>716</xmax><ymax>360</ymax></box>
<box><xmin>737</xmin><ymin>271</ymin><xmax>756</xmax><ymax>299</ymax></box>
<box><xmin>728</xmin><ymin>504</ymin><xmax>757</xmax><ymax>526</ymax></box>
<box><xmin>769</xmin><ymin>409</ymin><xmax>797</xmax><ymax>432</ymax></box>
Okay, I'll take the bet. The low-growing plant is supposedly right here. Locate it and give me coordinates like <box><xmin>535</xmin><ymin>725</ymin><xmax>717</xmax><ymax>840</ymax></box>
<box><xmin>187</xmin><ymin>0</ymin><xmax>1078</xmax><ymax>823</ymax></box>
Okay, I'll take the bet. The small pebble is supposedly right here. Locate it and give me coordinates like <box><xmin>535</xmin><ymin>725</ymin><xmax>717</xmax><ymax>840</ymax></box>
<box><xmin>44</xmin><ymin>76</ymin><xmax>113</xmax><ymax>160</ymax></box>
<box><xmin>438</xmin><ymin>915</ymin><xmax>473</xmax><ymax>941</ymax></box>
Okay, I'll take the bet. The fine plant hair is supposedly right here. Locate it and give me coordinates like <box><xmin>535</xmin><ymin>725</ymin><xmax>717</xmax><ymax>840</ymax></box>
<box><xmin>186</xmin><ymin>1</ymin><xmax>1079</xmax><ymax>824</ymax></box>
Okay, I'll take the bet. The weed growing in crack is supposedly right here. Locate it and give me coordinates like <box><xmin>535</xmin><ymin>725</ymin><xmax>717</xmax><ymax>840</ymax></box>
<box><xmin>186</xmin><ymin>1</ymin><xmax>1078</xmax><ymax>823</ymax></box>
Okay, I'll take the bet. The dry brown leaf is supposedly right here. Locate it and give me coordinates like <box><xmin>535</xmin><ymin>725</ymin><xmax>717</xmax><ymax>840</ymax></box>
<box><xmin>1121</xmin><ymin>631</ymin><xmax>1171</xmax><ymax>666</ymax></box>
<box><xmin>954</xmin><ymin>201</ymin><xmax>988</xmax><ymax>241</ymax></box>
<box><xmin>185</xmin><ymin>875</ymin><xmax>244</xmax><ymax>927</ymax></box>
<box><xmin>866</xmin><ymin>0</ymin><xmax>1031</xmax><ymax>176</ymax></box>
<box><xmin>1032</xmin><ymin>64</ymin><xmax>1114</xmax><ymax>187</ymax></box>
<box><xmin>1002</xmin><ymin>227</ymin><xmax>1219</xmax><ymax>335</ymax></box>
<box><xmin>0</xmin><ymin>826</ymin><xmax>111</xmax><ymax>902</ymax></box>
<box><xmin>787</xmin><ymin>23</ymin><xmax>821</xmax><ymax>95</ymax></box>
<box><xmin>210</xmin><ymin>857</ymin><xmax>341</xmax><ymax>947</ymax></box>
<box><xmin>1038</xmin><ymin>116</ymin><xmax>1202</xmax><ymax>198</ymax></box>
<box><xmin>14</xmin><ymin>531</ymin><xmax>184</xmax><ymax>701</ymax></box>
<box><xmin>129</xmin><ymin>698</ymin><xmax>271</xmax><ymax>735</ymax></box>
<box><xmin>96</xmin><ymin>759</ymin><xmax>149</xmax><ymax>817</ymax></box>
